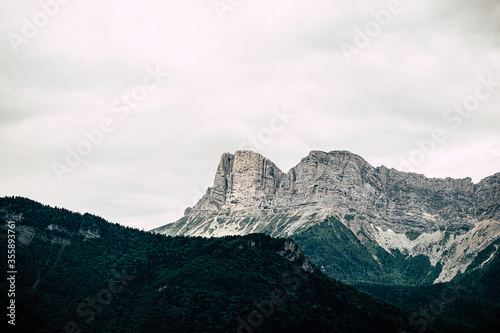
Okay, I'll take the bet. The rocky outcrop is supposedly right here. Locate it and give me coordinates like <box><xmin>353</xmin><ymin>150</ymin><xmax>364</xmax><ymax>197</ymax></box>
<box><xmin>182</xmin><ymin>150</ymin><xmax>498</xmax><ymax>234</ymax></box>
<box><xmin>154</xmin><ymin>150</ymin><xmax>500</xmax><ymax>284</ymax></box>
<box><xmin>193</xmin><ymin>151</ymin><xmax>283</xmax><ymax>212</ymax></box>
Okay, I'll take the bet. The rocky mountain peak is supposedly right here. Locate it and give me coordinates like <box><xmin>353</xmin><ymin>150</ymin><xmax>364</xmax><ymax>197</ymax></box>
<box><xmin>299</xmin><ymin>150</ymin><xmax>370</xmax><ymax>170</ymax></box>
<box><xmin>192</xmin><ymin>150</ymin><xmax>283</xmax><ymax>212</ymax></box>
<box><xmin>155</xmin><ymin>150</ymin><xmax>500</xmax><ymax>284</ymax></box>
<box><xmin>183</xmin><ymin>150</ymin><xmax>499</xmax><ymax>233</ymax></box>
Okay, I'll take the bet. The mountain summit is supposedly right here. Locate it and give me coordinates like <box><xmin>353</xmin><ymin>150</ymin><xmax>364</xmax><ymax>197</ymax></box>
<box><xmin>154</xmin><ymin>150</ymin><xmax>500</xmax><ymax>285</ymax></box>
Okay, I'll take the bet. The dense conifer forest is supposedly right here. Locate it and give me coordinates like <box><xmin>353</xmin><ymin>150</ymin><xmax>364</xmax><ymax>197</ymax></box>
<box><xmin>1</xmin><ymin>197</ymin><xmax>415</xmax><ymax>333</ymax></box>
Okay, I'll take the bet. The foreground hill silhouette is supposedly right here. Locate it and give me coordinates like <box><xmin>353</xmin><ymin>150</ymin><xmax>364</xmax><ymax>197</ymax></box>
<box><xmin>0</xmin><ymin>196</ymin><xmax>418</xmax><ymax>333</ymax></box>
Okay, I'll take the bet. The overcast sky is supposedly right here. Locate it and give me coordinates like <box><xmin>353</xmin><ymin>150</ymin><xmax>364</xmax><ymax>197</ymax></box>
<box><xmin>1</xmin><ymin>0</ymin><xmax>499</xmax><ymax>230</ymax></box>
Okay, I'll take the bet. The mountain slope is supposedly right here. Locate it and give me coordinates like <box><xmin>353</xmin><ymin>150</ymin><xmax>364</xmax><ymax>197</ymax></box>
<box><xmin>154</xmin><ymin>150</ymin><xmax>500</xmax><ymax>285</ymax></box>
<box><xmin>0</xmin><ymin>196</ymin><xmax>417</xmax><ymax>333</ymax></box>
<box><xmin>356</xmin><ymin>239</ymin><xmax>500</xmax><ymax>333</ymax></box>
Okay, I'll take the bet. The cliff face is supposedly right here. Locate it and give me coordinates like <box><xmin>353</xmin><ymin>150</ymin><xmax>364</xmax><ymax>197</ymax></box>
<box><xmin>154</xmin><ymin>150</ymin><xmax>500</xmax><ymax>284</ymax></box>
<box><xmin>189</xmin><ymin>150</ymin><xmax>496</xmax><ymax>233</ymax></box>
<box><xmin>194</xmin><ymin>151</ymin><xmax>283</xmax><ymax>211</ymax></box>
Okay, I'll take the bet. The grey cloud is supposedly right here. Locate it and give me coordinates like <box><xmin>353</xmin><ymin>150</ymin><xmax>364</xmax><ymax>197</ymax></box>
<box><xmin>0</xmin><ymin>0</ymin><xmax>499</xmax><ymax>229</ymax></box>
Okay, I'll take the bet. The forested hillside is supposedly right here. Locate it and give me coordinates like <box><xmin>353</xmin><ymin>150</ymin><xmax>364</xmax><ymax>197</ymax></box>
<box><xmin>356</xmin><ymin>239</ymin><xmax>500</xmax><ymax>333</ymax></box>
<box><xmin>0</xmin><ymin>197</ymin><xmax>414</xmax><ymax>333</ymax></box>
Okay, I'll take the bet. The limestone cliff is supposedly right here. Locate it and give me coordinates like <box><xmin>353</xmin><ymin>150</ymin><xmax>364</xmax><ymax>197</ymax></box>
<box><xmin>183</xmin><ymin>150</ymin><xmax>497</xmax><ymax>233</ymax></box>
<box><xmin>154</xmin><ymin>150</ymin><xmax>500</xmax><ymax>284</ymax></box>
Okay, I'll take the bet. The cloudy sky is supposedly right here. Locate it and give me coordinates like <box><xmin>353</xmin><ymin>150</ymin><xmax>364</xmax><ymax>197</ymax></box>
<box><xmin>1</xmin><ymin>0</ymin><xmax>499</xmax><ymax>230</ymax></box>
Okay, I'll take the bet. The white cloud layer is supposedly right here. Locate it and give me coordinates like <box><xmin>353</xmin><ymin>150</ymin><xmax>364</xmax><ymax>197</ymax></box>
<box><xmin>1</xmin><ymin>0</ymin><xmax>499</xmax><ymax>229</ymax></box>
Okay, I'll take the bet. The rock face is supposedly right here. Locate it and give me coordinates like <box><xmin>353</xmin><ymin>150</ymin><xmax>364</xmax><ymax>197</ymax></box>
<box><xmin>154</xmin><ymin>150</ymin><xmax>500</xmax><ymax>285</ymax></box>
<box><xmin>195</xmin><ymin>151</ymin><xmax>283</xmax><ymax>211</ymax></box>
<box><xmin>186</xmin><ymin>150</ymin><xmax>497</xmax><ymax>233</ymax></box>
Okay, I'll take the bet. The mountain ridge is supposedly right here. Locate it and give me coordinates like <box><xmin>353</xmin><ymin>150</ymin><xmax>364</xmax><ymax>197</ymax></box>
<box><xmin>154</xmin><ymin>150</ymin><xmax>500</xmax><ymax>285</ymax></box>
<box><xmin>0</xmin><ymin>196</ymin><xmax>418</xmax><ymax>333</ymax></box>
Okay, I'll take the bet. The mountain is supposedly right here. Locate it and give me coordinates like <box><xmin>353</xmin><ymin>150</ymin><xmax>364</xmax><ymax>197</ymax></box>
<box><xmin>0</xmin><ymin>196</ymin><xmax>415</xmax><ymax>333</ymax></box>
<box><xmin>154</xmin><ymin>150</ymin><xmax>500</xmax><ymax>285</ymax></box>
<box><xmin>357</xmin><ymin>236</ymin><xmax>500</xmax><ymax>333</ymax></box>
